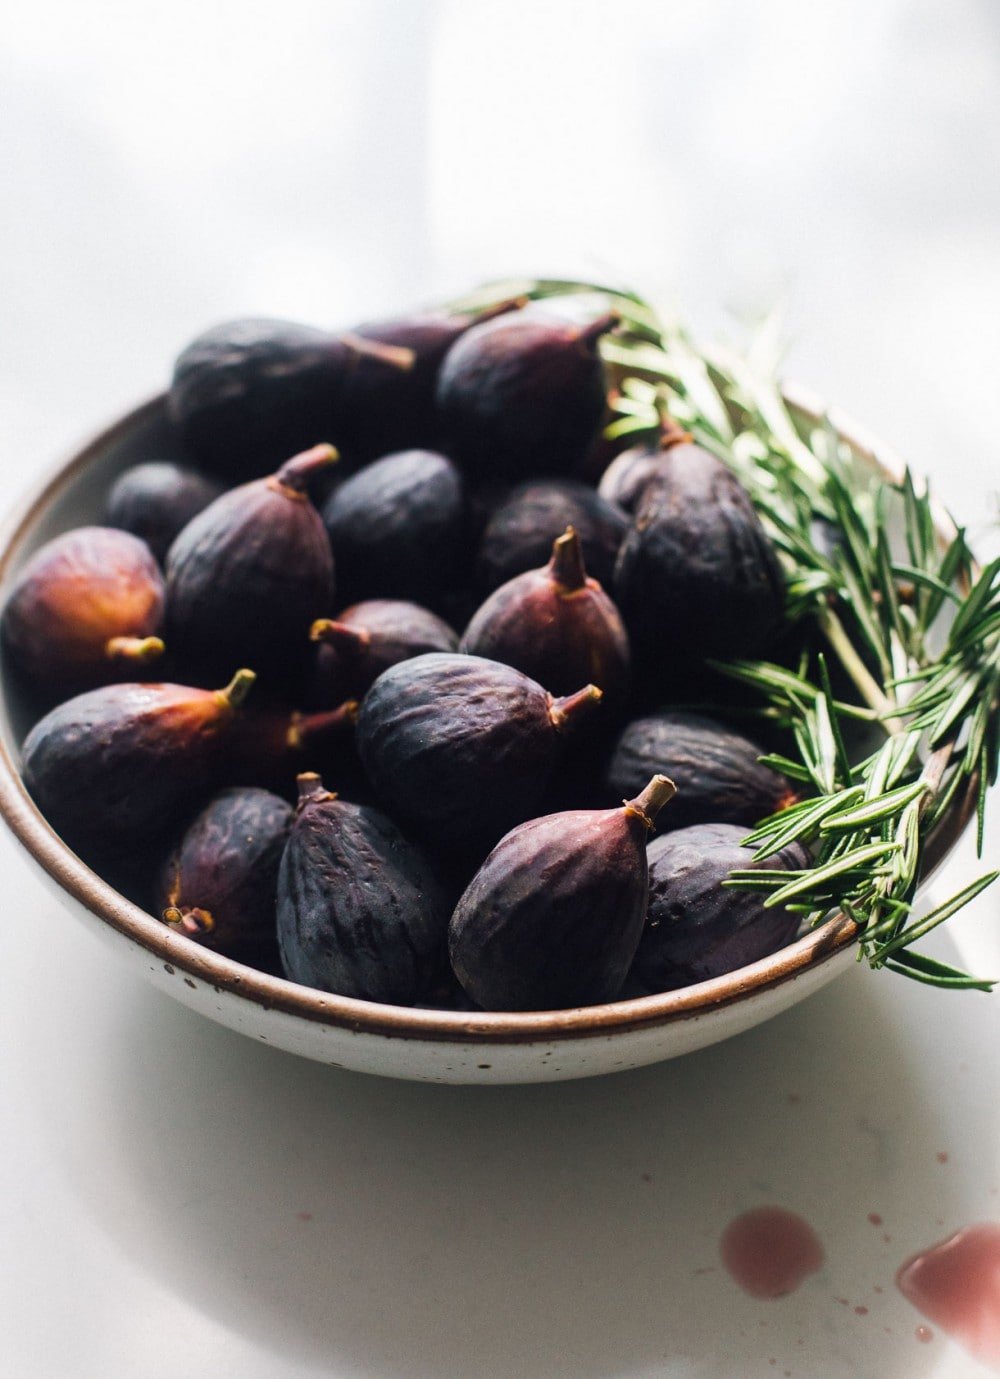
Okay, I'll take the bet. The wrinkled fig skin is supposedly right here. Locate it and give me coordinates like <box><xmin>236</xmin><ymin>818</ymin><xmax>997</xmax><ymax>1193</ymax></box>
<box><xmin>614</xmin><ymin>448</ymin><xmax>785</xmax><ymax>674</ymax></box>
<box><xmin>277</xmin><ymin>775</ymin><xmax>451</xmax><ymax>1004</ymax></box>
<box><xmin>2</xmin><ymin>527</ymin><xmax>165</xmax><ymax>699</ymax></box>
<box><xmin>461</xmin><ymin>530</ymin><xmax>631</xmax><ymax>704</ymax></box>
<box><xmin>606</xmin><ymin>711</ymin><xmax>796</xmax><ymax>830</ymax></box>
<box><xmin>21</xmin><ymin>672</ymin><xmax>253</xmax><ymax>858</ymax></box>
<box><xmin>633</xmin><ymin>824</ymin><xmax>810</xmax><ymax>991</ymax></box>
<box><xmin>449</xmin><ymin>776</ymin><xmax>675</xmax><ymax>1011</ymax></box>
<box><xmin>356</xmin><ymin>653</ymin><xmax>602</xmax><ymax>849</ymax></box>
<box><xmin>321</xmin><ymin>450</ymin><xmax>465</xmax><ymax>607</ymax></box>
<box><xmin>105</xmin><ymin>462</ymin><xmax>224</xmax><ymax>564</ymax></box>
<box><xmin>309</xmin><ymin>600</ymin><xmax>458</xmax><ymax>704</ymax></box>
<box><xmin>476</xmin><ymin>479</ymin><xmax>628</xmax><ymax>594</ymax></box>
<box><xmin>158</xmin><ymin>787</ymin><xmax>293</xmax><ymax>964</ymax></box>
<box><xmin>436</xmin><ymin>311</ymin><xmax>615</xmax><ymax>482</ymax></box>
<box><xmin>166</xmin><ymin>445</ymin><xmax>336</xmax><ymax>684</ymax></box>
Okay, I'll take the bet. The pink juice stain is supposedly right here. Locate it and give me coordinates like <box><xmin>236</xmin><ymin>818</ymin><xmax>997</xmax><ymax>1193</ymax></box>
<box><xmin>720</xmin><ymin>1207</ymin><xmax>824</xmax><ymax>1299</ymax></box>
<box><xmin>896</xmin><ymin>1223</ymin><xmax>1000</xmax><ymax>1369</ymax></box>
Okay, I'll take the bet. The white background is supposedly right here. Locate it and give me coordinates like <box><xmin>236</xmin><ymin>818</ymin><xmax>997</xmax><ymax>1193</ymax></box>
<box><xmin>1</xmin><ymin>3</ymin><xmax>999</xmax><ymax>1375</ymax></box>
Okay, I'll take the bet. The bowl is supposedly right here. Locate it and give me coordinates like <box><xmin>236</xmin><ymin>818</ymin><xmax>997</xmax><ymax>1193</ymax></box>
<box><xmin>0</xmin><ymin>391</ymin><xmax>978</xmax><ymax>1084</ymax></box>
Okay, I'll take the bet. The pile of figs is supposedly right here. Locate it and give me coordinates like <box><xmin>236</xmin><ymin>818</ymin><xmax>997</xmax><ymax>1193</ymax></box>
<box><xmin>3</xmin><ymin>294</ymin><xmax>811</xmax><ymax>1013</ymax></box>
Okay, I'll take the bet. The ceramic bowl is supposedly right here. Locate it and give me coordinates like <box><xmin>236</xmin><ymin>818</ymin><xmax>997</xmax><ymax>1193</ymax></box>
<box><xmin>0</xmin><ymin>391</ymin><xmax>977</xmax><ymax>1084</ymax></box>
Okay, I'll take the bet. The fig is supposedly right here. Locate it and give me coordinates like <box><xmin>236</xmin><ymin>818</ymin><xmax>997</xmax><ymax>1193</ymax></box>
<box><xmin>596</xmin><ymin>417</ymin><xmax>702</xmax><ymax>514</ymax></box>
<box><xmin>449</xmin><ymin>774</ymin><xmax>676</xmax><ymax>1011</ymax></box>
<box><xmin>356</xmin><ymin>653</ymin><xmax>603</xmax><ymax>848</ymax></box>
<box><xmin>614</xmin><ymin>447</ymin><xmax>785</xmax><ymax>676</ymax></box>
<box><xmin>460</xmin><ymin>528</ymin><xmax>631</xmax><ymax>704</ymax></box>
<box><xmin>436</xmin><ymin>311</ymin><xmax>617</xmax><ymax>481</ymax></box>
<box><xmin>21</xmin><ymin>669</ymin><xmax>255</xmax><ymax>857</ymax></box>
<box><xmin>633</xmin><ymin>823</ymin><xmax>809</xmax><ymax>990</ymax></box>
<box><xmin>309</xmin><ymin>599</ymin><xmax>457</xmax><ymax>702</ymax></box>
<box><xmin>165</xmin><ymin>444</ymin><xmax>336</xmax><ymax>683</ymax></box>
<box><xmin>476</xmin><ymin>479</ymin><xmax>628</xmax><ymax>593</ymax></box>
<box><xmin>606</xmin><ymin>711</ymin><xmax>797</xmax><ymax>830</ymax></box>
<box><xmin>277</xmin><ymin>772</ymin><xmax>450</xmax><ymax>1004</ymax></box>
<box><xmin>320</xmin><ymin>450</ymin><xmax>465</xmax><ymax>607</ymax></box>
<box><xmin>157</xmin><ymin>786</ymin><xmax>293</xmax><ymax>965</ymax></box>
<box><xmin>228</xmin><ymin>700</ymin><xmax>360</xmax><ymax>792</ymax></box>
<box><xmin>168</xmin><ymin>317</ymin><xmax>412</xmax><ymax>479</ymax></box>
<box><xmin>2</xmin><ymin>527</ymin><xmax>165</xmax><ymax>698</ymax></box>
<box><xmin>104</xmin><ymin>461</ymin><xmax>224</xmax><ymax>563</ymax></box>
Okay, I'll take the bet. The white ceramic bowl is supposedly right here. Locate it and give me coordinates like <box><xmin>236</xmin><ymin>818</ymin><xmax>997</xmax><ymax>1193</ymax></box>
<box><xmin>0</xmin><ymin>393</ymin><xmax>976</xmax><ymax>1083</ymax></box>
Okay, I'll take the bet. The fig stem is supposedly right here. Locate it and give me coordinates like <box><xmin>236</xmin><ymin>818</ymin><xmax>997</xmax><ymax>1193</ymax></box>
<box><xmin>549</xmin><ymin>526</ymin><xmax>588</xmax><ymax>592</ymax></box>
<box><xmin>658</xmin><ymin>414</ymin><xmax>694</xmax><ymax>450</ymax></box>
<box><xmin>624</xmin><ymin>774</ymin><xmax>677</xmax><ymax>830</ymax></box>
<box><xmin>287</xmin><ymin>702</ymin><xmax>360</xmax><ymax>750</ymax></box>
<box><xmin>218</xmin><ymin>668</ymin><xmax>256</xmax><ymax>710</ymax></box>
<box><xmin>105</xmin><ymin>634</ymin><xmax>166</xmax><ymax>664</ymax></box>
<box><xmin>576</xmin><ymin>310</ymin><xmax>620</xmax><ymax>352</ymax></box>
<box><xmin>339</xmin><ymin>332</ymin><xmax>415</xmax><ymax>373</ymax></box>
<box><xmin>273</xmin><ymin>444</ymin><xmax>339</xmax><ymax>495</ymax></box>
<box><xmin>309</xmin><ymin>618</ymin><xmax>372</xmax><ymax>653</ymax></box>
<box><xmin>548</xmin><ymin>683</ymin><xmax>603</xmax><ymax>731</ymax></box>
<box><xmin>471</xmin><ymin>295</ymin><xmax>530</xmax><ymax>323</ymax></box>
<box><xmin>295</xmin><ymin>771</ymin><xmax>338</xmax><ymax>809</ymax></box>
<box><xmin>163</xmin><ymin>906</ymin><xmax>215</xmax><ymax>937</ymax></box>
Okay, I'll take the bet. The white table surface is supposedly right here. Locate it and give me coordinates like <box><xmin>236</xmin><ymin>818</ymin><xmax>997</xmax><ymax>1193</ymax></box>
<box><xmin>2</xmin><ymin>3</ymin><xmax>999</xmax><ymax>1375</ymax></box>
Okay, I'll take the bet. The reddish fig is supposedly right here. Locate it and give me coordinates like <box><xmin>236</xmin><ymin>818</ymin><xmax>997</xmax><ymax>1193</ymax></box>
<box><xmin>461</xmin><ymin>528</ymin><xmax>631</xmax><ymax>704</ymax></box>
<box><xmin>309</xmin><ymin>600</ymin><xmax>457</xmax><ymax>702</ymax></box>
<box><xmin>165</xmin><ymin>444</ymin><xmax>336</xmax><ymax>682</ymax></box>
<box><xmin>105</xmin><ymin>461</ymin><xmax>224</xmax><ymax>563</ymax></box>
<box><xmin>449</xmin><ymin>774</ymin><xmax>676</xmax><ymax>1010</ymax></box>
<box><xmin>158</xmin><ymin>786</ymin><xmax>293</xmax><ymax>965</ymax></box>
<box><xmin>356</xmin><ymin>653</ymin><xmax>603</xmax><ymax>848</ymax></box>
<box><xmin>633</xmin><ymin>824</ymin><xmax>809</xmax><ymax>990</ymax></box>
<box><xmin>277</xmin><ymin>772</ymin><xmax>450</xmax><ymax>1004</ymax></box>
<box><xmin>436</xmin><ymin>311</ymin><xmax>617</xmax><ymax>480</ymax></box>
<box><xmin>476</xmin><ymin>479</ymin><xmax>628</xmax><ymax>593</ymax></box>
<box><xmin>21</xmin><ymin>669</ymin><xmax>255</xmax><ymax>856</ymax></box>
<box><xmin>2</xmin><ymin>527</ymin><xmax>165</xmax><ymax>698</ymax></box>
<box><xmin>227</xmin><ymin>700</ymin><xmax>360</xmax><ymax>792</ymax></box>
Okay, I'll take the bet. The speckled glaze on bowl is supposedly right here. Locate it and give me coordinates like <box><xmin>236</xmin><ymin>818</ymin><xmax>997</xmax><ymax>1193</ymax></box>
<box><xmin>0</xmin><ymin>392</ymin><xmax>978</xmax><ymax>1083</ymax></box>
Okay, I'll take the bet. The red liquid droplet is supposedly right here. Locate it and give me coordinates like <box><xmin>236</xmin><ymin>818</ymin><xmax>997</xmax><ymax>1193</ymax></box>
<box><xmin>868</xmin><ymin>1212</ymin><xmax>883</xmax><ymax>1226</ymax></box>
<box><xmin>720</xmin><ymin>1207</ymin><xmax>824</xmax><ymax>1299</ymax></box>
<box><xmin>897</xmin><ymin>1223</ymin><xmax>1000</xmax><ymax>1366</ymax></box>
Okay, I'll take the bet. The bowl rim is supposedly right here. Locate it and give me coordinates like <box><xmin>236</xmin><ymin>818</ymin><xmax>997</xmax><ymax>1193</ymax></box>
<box><xmin>0</xmin><ymin>390</ymin><xmax>979</xmax><ymax>1046</ymax></box>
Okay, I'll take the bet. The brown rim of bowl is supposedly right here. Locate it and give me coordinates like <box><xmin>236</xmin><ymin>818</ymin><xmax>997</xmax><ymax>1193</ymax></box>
<box><xmin>0</xmin><ymin>392</ymin><xmax>980</xmax><ymax>1045</ymax></box>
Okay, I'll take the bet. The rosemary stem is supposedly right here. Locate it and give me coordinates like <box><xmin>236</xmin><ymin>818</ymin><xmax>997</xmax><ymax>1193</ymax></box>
<box><xmin>818</xmin><ymin>606</ymin><xmax>906</xmax><ymax>735</ymax></box>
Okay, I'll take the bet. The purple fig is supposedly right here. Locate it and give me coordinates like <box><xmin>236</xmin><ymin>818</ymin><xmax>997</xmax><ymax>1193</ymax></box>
<box><xmin>597</xmin><ymin>417</ymin><xmax>704</xmax><ymax>513</ymax></box>
<box><xmin>309</xmin><ymin>600</ymin><xmax>457</xmax><ymax>702</ymax></box>
<box><xmin>476</xmin><ymin>478</ymin><xmax>628</xmax><ymax>593</ymax></box>
<box><xmin>104</xmin><ymin>461</ymin><xmax>224</xmax><ymax>563</ymax></box>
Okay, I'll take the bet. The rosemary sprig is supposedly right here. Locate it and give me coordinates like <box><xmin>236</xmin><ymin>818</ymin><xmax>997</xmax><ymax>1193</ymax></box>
<box><xmin>465</xmin><ymin>277</ymin><xmax>1000</xmax><ymax>989</ymax></box>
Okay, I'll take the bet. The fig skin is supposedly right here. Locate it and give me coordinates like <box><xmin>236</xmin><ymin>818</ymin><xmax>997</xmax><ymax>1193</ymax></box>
<box><xmin>614</xmin><ymin>447</ymin><xmax>785</xmax><ymax>676</ymax></box>
<box><xmin>356</xmin><ymin>653</ymin><xmax>603</xmax><ymax>849</ymax></box>
<box><xmin>309</xmin><ymin>600</ymin><xmax>458</xmax><ymax>703</ymax></box>
<box><xmin>460</xmin><ymin>528</ymin><xmax>631</xmax><ymax>705</ymax></box>
<box><xmin>436</xmin><ymin>311</ymin><xmax>617</xmax><ymax>482</ymax></box>
<box><xmin>277</xmin><ymin>773</ymin><xmax>451</xmax><ymax>1005</ymax></box>
<box><xmin>157</xmin><ymin>786</ymin><xmax>293</xmax><ymax>965</ymax></box>
<box><xmin>606</xmin><ymin>711</ymin><xmax>797</xmax><ymax>830</ymax></box>
<box><xmin>165</xmin><ymin>444</ymin><xmax>337</xmax><ymax>684</ymax></box>
<box><xmin>449</xmin><ymin>775</ymin><xmax>676</xmax><ymax>1011</ymax></box>
<box><xmin>168</xmin><ymin>317</ymin><xmax>413</xmax><ymax>480</ymax></box>
<box><xmin>597</xmin><ymin>418</ymin><xmax>703</xmax><ymax>514</ymax></box>
<box><xmin>320</xmin><ymin>450</ymin><xmax>465</xmax><ymax>607</ymax></box>
<box><xmin>2</xmin><ymin>526</ymin><xmax>166</xmax><ymax>699</ymax></box>
<box><xmin>633</xmin><ymin>824</ymin><xmax>810</xmax><ymax>991</ymax></box>
<box><xmin>105</xmin><ymin>461</ymin><xmax>224</xmax><ymax>564</ymax></box>
<box><xmin>21</xmin><ymin>669</ymin><xmax>255</xmax><ymax>858</ymax></box>
<box><xmin>476</xmin><ymin>478</ymin><xmax>628</xmax><ymax>594</ymax></box>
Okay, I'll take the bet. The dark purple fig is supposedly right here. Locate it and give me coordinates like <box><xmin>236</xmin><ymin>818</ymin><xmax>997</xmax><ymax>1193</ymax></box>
<box><xmin>105</xmin><ymin>461</ymin><xmax>224</xmax><ymax>564</ymax></box>
<box><xmin>614</xmin><ymin>447</ymin><xmax>785</xmax><ymax>677</ymax></box>
<box><xmin>157</xmin><ymin>786</ymin><xmax>292</xmax><ymax>965</ymax></box>
<box><xmin>168</xmin><ymin>317</ymin><xmax>413</xmax><ymax>480</ymax></box>
<box><xmin>356</xmin><ymin>653</ymin><xmax>603</xmax><ymax>848</ymax></box>
<box><xmin>320</xmin><ymin>449</ymin><xmax>465</xmax><ymax>607</ymax></box>
<box><xmin>277</xmin><ymin>772</ymin><xmax>451</xmax><ymax>1004</ymax></box>
<box><xmin>633</xmin><ymin>823</ymin><xmax>810</xmax><ymax>990</ymax></box>
<box><xmin>596</xmin><ymin>417</ymin><xmax>702</xmax><ymax>513</ymax></box>
<box><xmin>21</xmin><ymin>669</ymin><xmax>255</xmax><ymax>857</ymax></box>
<box><xmin>436</xmin><ymin>311</ymin><xmax>617</xmax><ymax>481</ymax></box>
<box><xmin>606</xmin><ymin>711</ymin><xmax>798</xmax><ymax>830</ymax></box>
<box><xmin>165</xmin><ymin>444</ymin><xmax>336</xmax><ymax>683</ymax></box>
<box><xmin>449</xmin><ymin>774</ymin><xmax>676</xmax><ymax>1011</ymax></box>
<box><xmin>476</xmin><ymin>478</ymin><xmax>628</xmax><ymax>593</ymax></box>
<box><xmin>227</xmin><ymin>700</ymin><xmax>360</xmax><ymax>793</ymax></box>
<box><xmin>2</xmin><ymin>527</ymin><xmax>165</xmax><ymax>698</ymax></box>
<box><xmin>461</xmin><ymin>528</ymin><xmax>631</xmax><ymax>704</ymax></box>
<box><xmin>308</xmin><ymin>600</ymin><xmax>457</xmax><ymax>703</ymax></box>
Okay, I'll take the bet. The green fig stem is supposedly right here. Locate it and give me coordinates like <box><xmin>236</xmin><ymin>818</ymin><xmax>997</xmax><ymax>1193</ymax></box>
<box><xmin>548</xmin><ymin>683</ymin><xmax>603</xmax><ymax>731</ymax></box>
<box><xmin>549</xmin><ymin>526</ymin><xmax>588</xmax><ymax>592</ymax></box>
<box><xmin>163</xmin><ymin>906</ymin><xmax>215</xmax><ymax>937</ymax></box>
<box><xmin>217</xmin><ymin>668</ymin><xmax>256</xmax><ymax>710</ymax></box>
<box><xmin>287</xmin><ymin>702</ymin><xmax>359</xmax><ymax>750</ymax></box>
<box><xmin>339</xmin><ymin>332</ymin><xmax>416</xmax><ymax>373</ymax></box>
<box><xmin>272</xmin><ymin>444</ymin><xmax>339</xmax><ymax>497</ymax></box>
<box><xmin>105</xmin><ymin>634</ymin><xmax>166</xmax><ymax>664</ymax></box>
<box><xmin>624</xmin><ymin>774</ymin><xmax>677</xmax><ymax>831</ymax></box>
<box><xmin>296</xmin><ymin>771</ymin><xmax>339</xmax><ymax>809</ymax></box>
<box><xmin>309</xmin><ymin>618</ymin><xmax>372</xmax><ymax>654</ymax></box>
<box><xmin>576</xmin><ymin>310</ymin><xmax>620</xmax><ymax>352</ymax></box>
